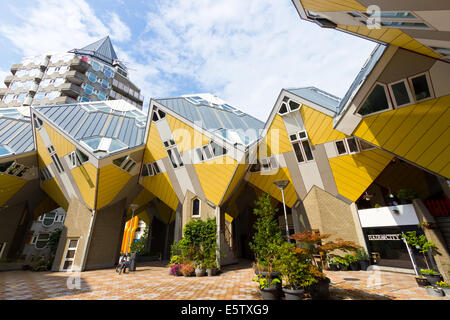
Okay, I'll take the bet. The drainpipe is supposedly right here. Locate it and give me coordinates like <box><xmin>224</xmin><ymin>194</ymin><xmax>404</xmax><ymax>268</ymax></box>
<box><xmin>216</xmin><ymin>206</ymin><xmax>221</xmax><ymax>270</ymax></box>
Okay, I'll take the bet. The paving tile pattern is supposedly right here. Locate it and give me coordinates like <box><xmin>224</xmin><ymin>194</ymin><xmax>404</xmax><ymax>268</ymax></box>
<box><xmin>0</xmin><ymin>260</ymin><xmax>448</xmax><ymax>300</ymax></box>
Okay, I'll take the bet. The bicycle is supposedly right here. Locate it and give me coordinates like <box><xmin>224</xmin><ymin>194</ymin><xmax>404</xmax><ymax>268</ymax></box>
<box><xmin>116</xmin><ymin>254</ymin><xmax>130</xmax><ymax>275</ymax></box>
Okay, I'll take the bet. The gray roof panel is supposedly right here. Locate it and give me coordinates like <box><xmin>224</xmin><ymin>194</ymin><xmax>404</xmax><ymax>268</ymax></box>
<box><xmin>286</xmin><ymin>87</ymin><xmax>341</xmax><ymax>113</ymax></box>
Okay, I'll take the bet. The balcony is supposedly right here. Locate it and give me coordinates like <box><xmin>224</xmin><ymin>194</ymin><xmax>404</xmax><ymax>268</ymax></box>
<box><xmin>66</xmin><ymin>70</ymin><xmax>86</xmax><ymax>86</ymax></box>
<box><xmin>4</xmin><ymin>75</ymin><xmax>14</xmax><ymax>86</ymax></box>
<box><xmin>357</xmin><ymin>204</ymin><xmax>419</xmax><ymax>228</ymax></box>
<box><xmin>60</xmin><ymin>82</ymin><xmax>82</xmax><ymax>99</ymax></box>
<box><xmin>29</xmin><ymin>83</ymin><xmax>39</xmax><ymax>92</ymax></box>
<box><xmin>111</xmin><ymin>79</ymin><xmax>144</xmax><ymax>103</ymax></box>
<box><xmin>0</xmin><ymin>88</ymin><xmax>7</xmax><ymax>98</ymax></box>
<box><xmin>10</xmin><ymin>64</ymin><xmax>21</xmax><ymax>75</ymax></box>
<box><xmin>32</xmin><ymin>71</ymin><xmax>44</xmax><ymax>82</ymax></box>
<box><xmin>51</xmin><ymin>96</ymin><xmax>77</xmax><ymax>105</ymax></box>
<box><xmin>69</xmin><ymin>57</ymin><xmax>89</xmax><ymax>73</ymax></box>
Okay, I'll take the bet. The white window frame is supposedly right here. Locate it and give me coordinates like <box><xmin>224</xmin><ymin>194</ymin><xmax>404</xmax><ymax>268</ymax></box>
<box><xmin>47</xmin><ymin>145</ymin><xmax>64</xmax><ymax>173</ymax></box>
<box><xmin>192</xmin><ymin>198</ymin><xmax>201</xmax><ymax>218</ymax></box>
<box><xmin>278</xmin><ymin>96</ymin><xmax>301</xmax><ymax>116</ymax></box>
<box><xmin>388</xmin><ymin>79</ymin><xmax>414</xmax><ymax>108</ymax></box>
<box><xmin>35</xmin><ymin>233</ymin><xmax>50</xmax><ymax>250</ymax></box>
<box><xmin>356</xmin><ymin>82</ymin><xmax>393</xmax><ymax>117</ymax></box>
<box><xmin>334</xmin><ymin>137</ymin><xmax>361</xmax><ymax>156</ymax></box>
<box><xmin>291</xmin><ymin>131</ymin><xmax>314</xmax><ymax>163</ymax></box>
<box><xmin>164</xmin><ymin>140</ymin><xmax>184</xmax><ymax>169</ymax></box>
<box><xmin>407</xmin><ymin>71</ymin><xmax>434</xmax><ymax>103</ymax></box>
<box><xmin>151</xmin><ymin>107</ymin><xmax>166</xmax><ymax>122</ymax></box>
<box><xmin>61</xmin><ymin>238</ymin><xmax>79</xmax><ymax>272</ymax></box>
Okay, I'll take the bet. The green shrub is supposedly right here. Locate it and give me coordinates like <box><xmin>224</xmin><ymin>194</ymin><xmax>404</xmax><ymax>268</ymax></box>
<box><xmin>130</xmin><ymin>225</ymin><xmax>149</xmax><ymax>256</ymax></box>
<box><xmin>355</xmin><ymin>248</ymin><xmax>369</xmax><ymax>261</ymax></box>
<box><xmin>344</xmin><ymin>254</ymin><xmax>358</xmax><ymax>264</ymax></box>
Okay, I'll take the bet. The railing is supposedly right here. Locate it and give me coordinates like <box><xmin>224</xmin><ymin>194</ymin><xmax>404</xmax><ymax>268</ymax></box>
<box><xmin>425</xmin><ymin>198</ymin><xmax>450</xmax><ymax>217</ymax></box>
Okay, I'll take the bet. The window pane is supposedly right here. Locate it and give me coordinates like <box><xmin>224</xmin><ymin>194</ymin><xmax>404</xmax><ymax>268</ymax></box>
<box><xmin>336</xmin><ymin>140</ymin><xmax>347</xmax><ymax>155</ymax></box>
<box><xmin>196</xmin><ymin>148</ymin><xmax>204</xmax><ymax>161</ymax></box>
<box><xmin>203</xmin><ymin>145</ymin><xmax>212</xmax><ymax>159</ymax></box>
<box><xmin>347</xmin><ymin>138</ymin><xmax>359</xmax><ymax>153</ymax></box>
<box><xmin>167</xmin><ymin>149</ymin><xmax>178</xmax><ymax>168</ymax></box>
<box><xmin>142</xmin><ymin>163</ymin><xmax>149</xmax><ymax>177</ymax></box>
<box><xmin>279</xmin><ymin>103</ymin><xmax>288</xmax><ymax>114</ymax></box>
<box><xmin>192</xmin><ymin>199</ymin><xmax>200</xmax><ymax>216</ymax></box>
<box><xmin>358</xmin><ymin>84</ymin><xmax>390</xmax><ymax>116</ymax></box>
<box><xmin>173</xmin><ymin>149</ymin><xmax>183</xmax><ymax>166</ymax></box>
<box><xmin>210</xmin><ymin>141</ymin><xmax>224</xmax><ymax>157</ymax></box>
<box><xmin>69</xmin><ymin>239</ymin><xmax>78</xmax><ymax>248</ymax></box>
<box><xmin>289</xmin><ymin>101</ymin><xmax>300</xmax><ymax>111</ymax></box>
<box><xmin>391</xmin><ymin>82</ymin><xmax>410</xmax><ymax>106</ymax></box>
<box><xmin>411</xmin><ymin>75</ymin><xmax>431</xmax><ymax>101</ymax></box>
<box><xmin>358</xmin><ymin>139</ymin><xmax>374</xmax><ymax>151</ymax></box>
<box><xmin>293</xmin><ymin>143</ymin><xmax>304</xmax><ymax>163</ymax></box>
<box><xmin>302</xmin><ymin>140</ymin><xmax>314</xmax><ymax>161</ymax></box>
<box><xmin>63</xmin><ymin>261</ymin><xmax>73</xmax><ymax>270</ymax></box>
<box><xmin>289</xmin><ymin>134</ymin><xmax>297</xmax><ymax>141</ymax></box>
<box><xmin>153</xmin><ymin>162</ymin><xmax>160</xmax><ymax>174</ymax></box>
<box><xmin>66</xmin><ymin>250</ymin><xmax>76</xmax><ymax>259</ymax></box>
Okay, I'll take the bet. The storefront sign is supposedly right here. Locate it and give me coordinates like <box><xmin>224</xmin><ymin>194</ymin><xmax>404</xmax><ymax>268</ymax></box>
<box><xmin>368</xmin><ymin>234</ymin><xmax>400</xmax><ymax>241</ymax></box>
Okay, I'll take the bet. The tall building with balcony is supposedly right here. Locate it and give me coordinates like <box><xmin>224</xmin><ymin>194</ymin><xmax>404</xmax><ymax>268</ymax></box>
<box><xmin>0</xmin><ymin>36</ymin><xmax>144</xmax><ymax>109</ymax></box>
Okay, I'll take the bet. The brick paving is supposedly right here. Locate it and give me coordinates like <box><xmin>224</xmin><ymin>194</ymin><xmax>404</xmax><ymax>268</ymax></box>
<box><xmin>0</xmin><ymin>260</ymin><xmax>448</xmax><ymax>300</ymax></box>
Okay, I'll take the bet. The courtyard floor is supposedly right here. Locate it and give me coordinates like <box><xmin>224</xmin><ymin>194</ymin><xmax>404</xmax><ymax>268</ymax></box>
<box><xmin>0</xmin><ymin>260</ymin><xmax>448</xmax><ymax>300</ymax></box>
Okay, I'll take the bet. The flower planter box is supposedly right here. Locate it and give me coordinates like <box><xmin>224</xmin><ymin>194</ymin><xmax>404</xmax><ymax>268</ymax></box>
<box><xmin>282</xmin><ymin>287</ymin><xmax>304</xmax><ymax>300</ymax></box>
<box><xmin>305</xmin><ymin>277</ymin><xmax>330</xmax><ymax>300</ymax></box>
<box><xmin>358</xmin><ymin>260</ymin><xmax>369</xmax><ymax>271</ymax></box>
<box><xmin>206</xmin><ymin>268</ymin><xmax>217</xmax><ymax>276</ymax></box>
<box><xmin>415</xmin><ymin>277</ymin><xmax>429</xmax><ymax>287</ymax></box>
<box><xmin>425</xmin><ymin>274</ymin><xmax>442</xmax><ymax>286</ymax></box>
<box><xmin>195</xmin><ymin>268</ymin><xmax>206</xmax><ymax>277</ymax></box>
<box><xmin>349</xmin><ymin>262</ymin><xmax>360</xmax><ymax>271</ymax></box>
<box><xmin>329</xmin><ymin>264</ymin><xmax>339</xmax><ymax>271</ymax></box>
<box><xmin>426</xmin><ymin>287</ymin><xmax>444</xmax><ymax>297</ymax></box>
<box><xmin>260</xmin><ymin>285</ymin><xmax>280</xmax><ymax>300</ymax></box>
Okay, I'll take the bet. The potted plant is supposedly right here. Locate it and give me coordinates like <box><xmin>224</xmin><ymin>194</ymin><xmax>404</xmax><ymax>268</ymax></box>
<box><xmin>170</xmin><ymin>264</ymin><xmax>183</xmax><ymax>276</ymax></box>
<box><xmin>252</xmin><ymin>275</ymin><xmax>281</xmax><ymax>300</ymax></box>
<box><xmin>327</xmin><ymin>256</ymin><xmax>339</xmax><ymax>271</ymax></box>
<box><xmin>249</xmin><ymin>193</ymin><xmax>284</xmax><ymax>283</ymax></box>
<box><xmin>420</xmin><ymin>269</ymin><xmax>442</xmax><ymax>285</ymax></box>
<box><xmin>277</xmin><ymin>242</ymin><xmax>317</xmax><ymax>300</ymax></box>
<box><xmin>195</xmin><ymin>261</ymin><xmax>206</xmax><ymax>277</ymax></box>
<box><xmin>345</xmin><ymin>254</ymin><xmax>359</xmax><ymax>271</ymax></box>
<box><xmin>436</xmin><ymin>281</ymin><xmax>450</xmax><ymax>296</ymax></box>
<box><xmin>205</xmin><ymin>260</ymin><xmax>218</xmax><ymax>276</ymax></box>
<box><xmin>180</xmin><ymin>263</ymin><xmax>195</xmax><ymax>277</ymax></box>
<box><xmin>355</xmin><ymin>248</ymin><xmax>370</xmax><ymax>271</ymax></box>
<box><xmin>425</xmin><ymin>285</ymin><xmax>444</xmax><ymax>297</ymax></box>
<box><xmin>333</xmin><ymin>257</ymin><xmax>348</xmax><ymax>271</ymax></box>
<box><xmin>401</xmin><ymin>231</ymin><xmax>439</xmax><ymax>276</ymax></box>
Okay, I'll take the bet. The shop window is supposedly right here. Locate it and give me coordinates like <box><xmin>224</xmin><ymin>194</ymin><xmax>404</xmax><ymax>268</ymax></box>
<box><xmin>357</xmin><ymin>83</ymin><xmax>391</xmax><ymax>116</ymax></box>
<box><xmin>192</xmin><ymin>198</ymin><xmax>200</xmax><ymax>217</ymax></box>
<box><xmin>409</xmin><ymin>73</ymin><xmax>432</xmax><ymax>102</ymax></box>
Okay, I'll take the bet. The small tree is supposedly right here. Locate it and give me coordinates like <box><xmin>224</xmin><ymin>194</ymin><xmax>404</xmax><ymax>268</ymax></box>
<box><xmin>249</xmin><ymin>193</ymin><xmax>284</xmax><ymax>272</ymax></box>
<box><xmin>401</xmin><ymin>231</ymin><xmax>438</xmax><ymax>270</ymax></box>
<box><xmin>130</xmin><ymin>225</ymin><xmax>149</xmax><ymax>256</ymax></box>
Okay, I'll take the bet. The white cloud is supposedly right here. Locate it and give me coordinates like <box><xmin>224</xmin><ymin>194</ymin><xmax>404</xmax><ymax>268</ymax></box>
<box><xmin>138</xmin><ymin>0</ymin><xmax>377</xmax><ymax>121</ymax></box>
<box><xmin>109</xmin><ymin>13</ymin><xmax>132</xmax><ymax>43</ymax></box>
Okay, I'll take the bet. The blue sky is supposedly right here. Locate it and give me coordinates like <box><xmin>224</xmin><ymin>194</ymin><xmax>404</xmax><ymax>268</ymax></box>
<box><xmin>0</xmin><ymin>0</ymin><xmax>376</xmax><ymax>121</ymax></box>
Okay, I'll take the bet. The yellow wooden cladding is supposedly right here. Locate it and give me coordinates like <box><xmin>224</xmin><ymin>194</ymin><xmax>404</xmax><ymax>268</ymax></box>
<box><xmin>141</xmin><ymin>173</ymin><xmax>179</xmax><ymax>211</ymax></box>
<box><xmin>221</xmin><ymin>163</ymin><xmax>247</xmax><ymax>205</ymax></box>
<box><xmin>41</xmin><ymin>178</ymin><xmax>68</xmax><ymax>211</ymax></box>
<box><xmin>166</xmin><ymin>113</ymin><xmax>210</xmax><ymax>153</ymax></box>
<box><xmin>300</xmin><ymin>0</ymin><xmax>366</xmax><ymax>12</ymax></box>
<box><xmin>353</xmin><ymin>95</ymin><xmax>450</xmax><ymax>178</ymax></box>
<box><xmin>338</xmin><ymin>25</ymin><xmax>440</xmax><ymax>59</ymax></box>
<box><xmin>143</xmin><ymin>123</ymin><xmax>167</xmax><ymax>163</ymax></box>
<box><xmin>260</xmin><ymin>114</ymin><xmax>292</xmax><ymax>157</ymax></box>
<box><xmin>71</xmin><ymin>162</ymin><xmax>98</xmax><ymax>210</ymax></box>
<box><xmin>155</xmin><ymin>199</ymin><xmax>176</xmax><ymax>224</ymax></box>
<box><xmin>43</xmin><ymin>123</ymin><xmax>75</xmax><ymax>157</ymax></box>
<box><xmin>194</xmin><ymin>156</ymin><xmax>237</xmax><ymax>206</ymax></box>
<box><xmin>35</xmin><ymin>130</ymin><xmax>52</xmax><ymax>168</ymax></box>
<box><xmin>0</xmin><ymin>174</ymin><xmax>27</xmax><ymax>206</ymax></box>
<box><xmin>96</xmin><ymin>164</ymin><xmax>132</xmax><ymax>210</ymax></box>
<box><xmin>248</xmin><ymin>167</ymin><xmax>298</xmax><ymax>208</ymax></box>
<box><xmin>328</xmin><ymin>149</ymin><xmax>394</xmax><ymax>202</ymax></box>
<box><xmin>300</xmin><ymin>104</ymin><xmax>346</xmax><ymax>145</ymax></box>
